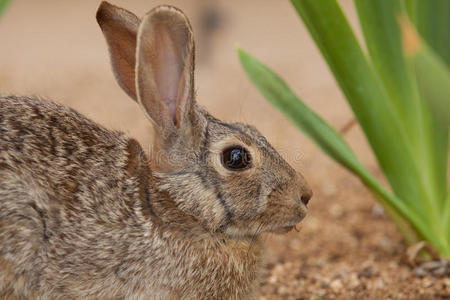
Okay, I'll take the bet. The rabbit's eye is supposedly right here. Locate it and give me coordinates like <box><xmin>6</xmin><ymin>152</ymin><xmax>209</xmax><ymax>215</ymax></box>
<box><xmin>221</xmin><ymin>146</ymin><xmax>252</xmax><ymax>170</ymax></box>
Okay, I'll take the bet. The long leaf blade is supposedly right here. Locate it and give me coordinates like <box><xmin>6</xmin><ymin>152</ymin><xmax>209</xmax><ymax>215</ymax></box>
<box><xmin>0</xmin><ymin>0</ymin><xmax>11</xmax><ymax>19</ymax></box>
<box><xmin>238</xmin><ymin>47</ymin><xmax>361</xmax><ymax>174</ymax></box>
<box><xmin>354</xmin><ymin>0</ymin><xmax>413</xmax><ymax>118</ymax></box>
<box><xmin>290</xmin><ymin>0</ymin><xmax>424</xmax><ymax>213</ymax></box>
<box><xmin>410</xmin><ymin>46</ymin><xmax>450</xmax><ymax>125</ymax></box>
<box><xmin>355</xmin><ymin>0</ymin><xmax>447</xmax><ymax>244</ymax></box>
<box><xmin>401</xmin><ymin>22</ymin><xmax>450</xmax><ymax>239</ymax></box>
<box><xmin>406</xmin><ymin>0</ymin><xmax>450</xmax><ymax>67</ymax></box>
<box><xmin>237</xmin><ymin>48</ymin><xmax>443</xmax><ymax>253</ymax></box>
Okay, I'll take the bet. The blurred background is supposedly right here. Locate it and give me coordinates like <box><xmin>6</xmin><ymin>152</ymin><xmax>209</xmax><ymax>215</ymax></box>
<box><xmin>1</xmin><ymin>1</ymin><xmax>436</xmax><ymax>299</ymax></box>
<box><xmin>0</xmin><ymin>0</ymin><xmax>372</xmax><ymax>170</ymax></box>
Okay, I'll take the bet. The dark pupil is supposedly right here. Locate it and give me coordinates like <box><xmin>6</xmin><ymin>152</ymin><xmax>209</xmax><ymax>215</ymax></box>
<box><xmin>230</xmin><ymin>149</ymin><xmax>243</xmax><ymax>166</ymax></box>
<box><xmin>222</xmin><ymin>146</ymin><xmax>251</xmax><ymax>170</ymax></box>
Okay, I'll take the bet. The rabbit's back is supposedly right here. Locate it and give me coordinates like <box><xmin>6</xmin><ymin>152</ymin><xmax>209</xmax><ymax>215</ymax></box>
<box><xmin>0</xmin><ymin>96</ymin><xmax>130</xmax><ymax>190</ymax></box>
<box><xmin>0</xmin><ymin>95</ymin><xmax>151</xmax><ymax>298</ymax></box>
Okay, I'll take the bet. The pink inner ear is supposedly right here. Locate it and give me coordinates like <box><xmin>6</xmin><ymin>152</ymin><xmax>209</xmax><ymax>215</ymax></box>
<box><xmin>136</xmin><ymin>7</ymin><xmax>194</xmax><ymax>130</ymax></box>
<box><xmin>153</xmin><ymin>25</ymin><xmax>184</xmax><ymax>124</ymax></box>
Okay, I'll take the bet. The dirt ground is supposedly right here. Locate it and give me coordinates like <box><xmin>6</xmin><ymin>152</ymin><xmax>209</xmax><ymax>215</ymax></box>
<box><xmin>0</xmin><ymin>1</ymin><xmax>448</xmax><ymax>299</ymax></box>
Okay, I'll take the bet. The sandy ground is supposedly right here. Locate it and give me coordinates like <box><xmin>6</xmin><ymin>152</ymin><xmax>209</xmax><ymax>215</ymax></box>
<box><xmin>1</xmin><ymin>1</ymin><xmax>448</xmax><ymax>299</ymax></box>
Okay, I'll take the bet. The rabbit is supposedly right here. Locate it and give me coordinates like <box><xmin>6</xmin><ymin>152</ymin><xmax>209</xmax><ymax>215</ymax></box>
<box><xmin>0</xmin><ymin>2</ymin><xmax>312</xmax><ymax>299</ymax></box>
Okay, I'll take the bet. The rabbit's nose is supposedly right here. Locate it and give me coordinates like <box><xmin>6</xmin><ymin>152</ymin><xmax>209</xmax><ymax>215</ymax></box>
<box><xmin>301</xmin><ymin>193</ymin><xmax>311</xmax><ymax>206</ymax></box>
<box><xmin>295</xmin><ymin>172</ymin><xmax>312</xmax><ymax>206</ymax></box>
<box><xmin>300</xmin><ymin>187</ymin><xmax>312</xmax><ymax>206</ymax></box>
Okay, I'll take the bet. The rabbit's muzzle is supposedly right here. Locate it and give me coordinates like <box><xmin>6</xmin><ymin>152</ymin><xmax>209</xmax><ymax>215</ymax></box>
<box><xmin>300</xmin><ymin>192</ymin><xmax>312</xmax><ymax>206</ymax></box>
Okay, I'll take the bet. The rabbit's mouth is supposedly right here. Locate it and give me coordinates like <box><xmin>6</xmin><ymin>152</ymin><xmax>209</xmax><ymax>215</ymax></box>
<box><xmin>266</xmin><ymin>215</ymin><xmax>305</xmax><ymax>234</ymax></box>
<box><xmin>271</xmin><ymin>226</ymin><xmax>295</xmax><ymax>234</ymax></box>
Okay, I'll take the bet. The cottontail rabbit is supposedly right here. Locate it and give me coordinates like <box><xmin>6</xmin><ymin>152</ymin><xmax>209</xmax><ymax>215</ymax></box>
<box><xmin>0</xmin><ymin>2</ymin><xmax>312</xmax><ymax>299</ymax></box>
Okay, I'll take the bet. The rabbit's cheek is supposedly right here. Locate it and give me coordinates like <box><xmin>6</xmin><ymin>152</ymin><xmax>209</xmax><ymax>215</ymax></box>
<box><xmin>156</xmin><ymin>173</ymin><xmax>231</xmax><ymax>232</ymax></box>
<box><xmin>261</xmin><ymin>198</ymin><xmax>307</xmax><ymax>231</ymax></box>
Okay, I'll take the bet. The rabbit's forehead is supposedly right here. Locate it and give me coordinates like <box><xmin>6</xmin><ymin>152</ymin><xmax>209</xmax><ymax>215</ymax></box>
<box><xmin>207</xmin><ymin>120</ymin><xmax>269</xmax><ymax>148</ymax></box>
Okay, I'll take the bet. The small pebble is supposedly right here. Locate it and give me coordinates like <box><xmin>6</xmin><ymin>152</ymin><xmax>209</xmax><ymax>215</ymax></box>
<box><xmin>421</xmin><ymin>260</ymin><xmax>445</xmax><ymax>270</ymax></box>
<box><xmin>433</xmin><ymin>266</ymin><xmax>447</xmax><ymax>277</ymax></box>
<box><xmin>320</xmin><ymin>279</ymin><xmax>330</xmax><ymax>288</ymax></box>
<box><xmin>315</xmin><ymin>258</ymin><xmax>325</xmax><ymax>268</ymax></box>
<box><xmin>415</xmin><ymin>267</ymin><xmax>426</xmax><ymax>278</ymax></box>
<box><xmin>415</xmin><ymin>259</ymin><xmax>450</xmax><ymax>277</ymax></box>
<box><xmin>374</xmin><ymin>278</ymin><xmax>385</xmax><ymax>289</ymax></box>
<box><xmin>315</xmin><ymin>289</ymin><xmax>327</xmax><ymax>297</ymax></box>
<box><xmin>349</xmin><ymin>273</ymin><xmax>360</xmax><ymax>289</ymax></box>
<box><xmin>378</xmin><ymin>237</ymin><xmax>395</xmax><ymax>253</ymax></box>
<box><xmin>277</xmin><ymin>286</ymin><xmax>287</xmax><ymax>295</ymax></box>
<box><xmin>371</xmin><ymin>203</ymin><xmax>385</xmax><ymax>217</ymax></box>
<box><xmin>330</xmin><ymin>279</ymin><xmax>343</xmax><ymax>291</ymax></box>
<box><xmin>422</xmin><ymin>278</ymin><xmax>433</xmax><ymax>288</ymax></box>
<box><xmin>400</xmin><ymin>267</ymin><xmax>410</xmax><ymax>280</ymax></box>
<box><xmin>273</xmin><ymin>264</ymin><xmax>284</xmax><ymax>276</ymax></box>
<box><xmin>359</xmin><ymin>266</ymin><xmax>376</xmax><ymax>278</ymax></box>
<box><xmin>444</xmin><ymin>278</ymin><xmax>450</xmax><ymax>287</ymax></box>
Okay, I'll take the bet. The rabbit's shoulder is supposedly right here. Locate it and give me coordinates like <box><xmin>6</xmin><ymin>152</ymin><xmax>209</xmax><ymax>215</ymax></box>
<box><xmin>0</xmin><ymin>95</ymin><xmax>139</xmax><ymax>204</ymax></box>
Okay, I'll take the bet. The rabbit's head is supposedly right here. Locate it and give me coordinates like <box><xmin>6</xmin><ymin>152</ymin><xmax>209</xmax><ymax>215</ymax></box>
<box><xmin>97</xmin><ymin>2</ymin><xmax>312</xmax><ymax>237</ymax></box>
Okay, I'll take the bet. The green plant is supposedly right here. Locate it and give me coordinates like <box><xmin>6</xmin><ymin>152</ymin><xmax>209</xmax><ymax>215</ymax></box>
<box><xmin>238</xmin><ymin>0</ymin><xmax>450</xmax><ymax>258</ymax></box>
<box><xmin>0</xmin><ymin>0</ymin><xmax>11</xmax><ymax>19</ymax></box>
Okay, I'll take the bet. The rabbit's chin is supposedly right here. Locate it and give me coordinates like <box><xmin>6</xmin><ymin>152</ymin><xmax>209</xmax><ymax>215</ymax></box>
<box><xmin>224</xmin><ymin>221</ymin><xmax>301</xmax><ymax>238</ymax></box>
<box><xmin>270</xmin><ymin>226</ymin><xmax>295</xmax><ymax>234</ymax></box>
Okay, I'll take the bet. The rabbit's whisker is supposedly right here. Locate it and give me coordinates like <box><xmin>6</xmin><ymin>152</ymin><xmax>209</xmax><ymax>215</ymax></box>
<box><xmin>247</xmin><ymin>221</ymin><xmax>265</xmax><ymax>257</ymax></box>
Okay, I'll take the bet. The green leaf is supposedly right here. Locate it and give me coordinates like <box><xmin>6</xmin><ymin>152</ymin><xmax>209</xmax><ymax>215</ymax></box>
<box><xmin>400</xmin><ymin>17</ymin><xmax>450</xmax><ymax>125</ymax></box>
<box><xmin>406</xmin><ymin>0</ymin><xmax>450</xmax><ymax>67</ymax></box>
<box><xmin>410</xmin><ymin>45</ymin><xmax>450</xmax><ymax>124</ymax></box>
<box><xmin>239</xmin><ymin>0</ymin><xmax>450</xmax><ymax>258</ymax></box>
<box><xmin>355</xmin><ymin>0</ymin><xmax>448</xmax><ymax>249</ymax></box>
<box><xmin>289</xmin><ymin>0</ymin><xmax>431</xmax><ymax>217</ymax></box>
<box><xmin>354</xmin><ymin>0</ymin><xmax>413</xmax><ymax>119</ymax></box>
<box><xmin>237</xmin><ymin>47</ymin><xmax>439</xmax><ymax>252</ymax></box>
<box><xmin>399</xmin><ymin>18</ymin><xmax>450</xmax><ymax>239</ymax></box>
<box><xmin>0</xmin><ymin>0</ymin><xmax>11</xmax><ymax>19</ymax></box>
<box><xmin>403</xmin><ymin>30</ymin><xmax>450</xmax><ymax>236</ymax></box>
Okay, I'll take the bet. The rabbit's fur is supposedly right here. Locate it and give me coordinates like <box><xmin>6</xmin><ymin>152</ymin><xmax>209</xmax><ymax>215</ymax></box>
<box><xmin>0</xmin><ymin>2</ymin><xmax>312</xmax><ymax>299</ymax></box>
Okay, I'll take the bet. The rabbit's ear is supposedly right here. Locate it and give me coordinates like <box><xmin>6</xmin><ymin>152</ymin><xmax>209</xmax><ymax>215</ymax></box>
<box><xmin>136</xmin><ymin>6</ymin><xmax>195</xmax><ymax>132</ymax></box>
<box><xmin>96</xmin><ymin>1</ymin><xmax>140</xmax><ymax>101</ymax></box>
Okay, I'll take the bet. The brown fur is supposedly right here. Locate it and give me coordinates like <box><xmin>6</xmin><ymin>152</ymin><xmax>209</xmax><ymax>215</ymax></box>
<box><xmin>0</xmin><ymin>2</ymin><xmax>311</xmax><ymax>299</ymax></box>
